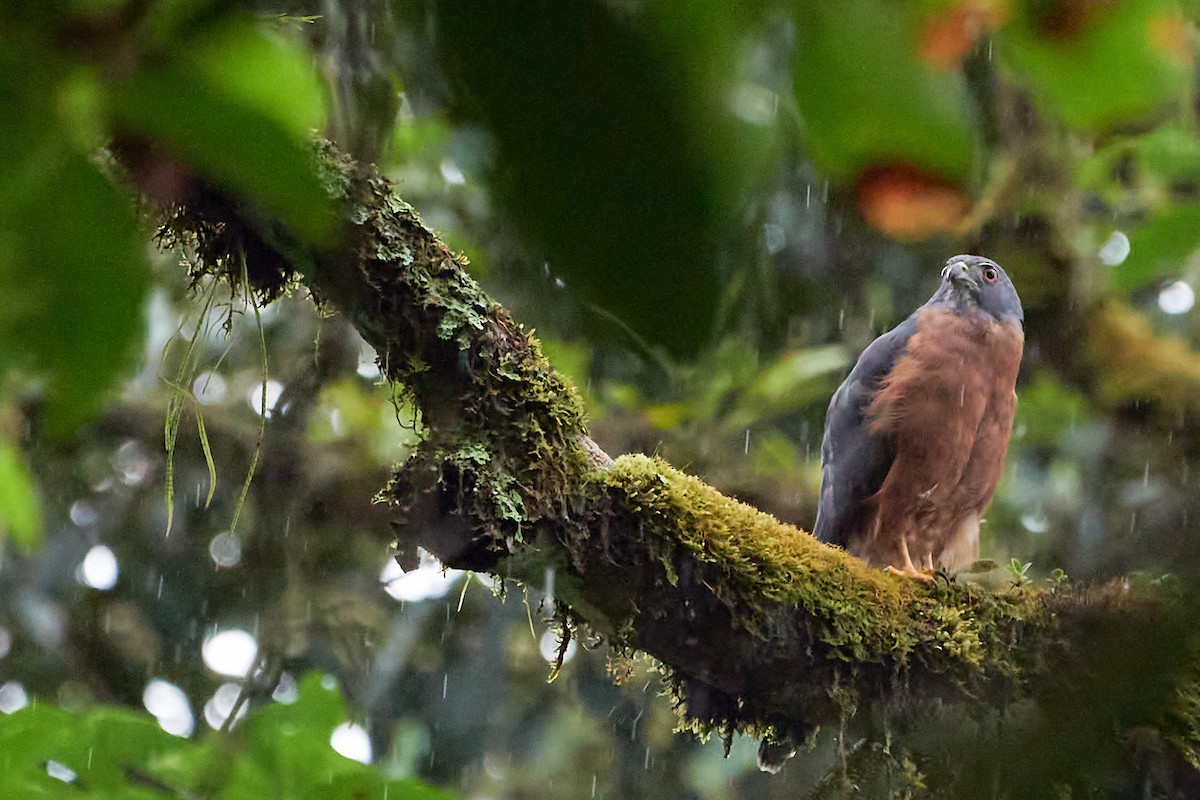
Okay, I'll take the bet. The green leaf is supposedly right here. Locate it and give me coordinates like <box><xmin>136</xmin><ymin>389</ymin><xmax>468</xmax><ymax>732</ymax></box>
<box><xmin>79</xmin><ymin>707</ymin><xmax>184</xmax><ymax>789</ymax></box>
<box><xmin>384</xmin><ymin>778</ymin><xmax>460</xmax><ymax>800</ymax></box>
<box><xmin>731</xmin><ymin>344</ymin><xmax>850</xmax><ymax>427</ymax></box>
<box><xmin>0</xmin><ymin>152</ymin><xmax>149</xmax><ymax>436</ymax></box>
<box><xmin>1108</xmin><ymin>203</ymin><xmax>1200</xmax><ymax>292</ymax></box>
<box><xmin>186</xmin><ymin>23</ymin><xmax>324</xmax><ymax>135</ymax></box>
<box><xmin>1013</xmin><ymin>371</ymin><xmax>1091</xmax><ymax>448</ymax></box>
<box><xmin>999</xmin><ymin>0</ymin><xmax>1188</xmax><ymax>131</ymax></box>
<box><xmin>112</xmin><ymin>18</ymin><xmax>333</xmax><ymax>243</ymax></box>
<box><xmin>0</xmin><ymin>435</ymin><xmax>41</xmax><ymax>550</ymax></box>
<box><xmin>1132</xmin><ymin>125</ymin><xmax>1200</xmax><ymax>181</ymax></box>
<box><xmin>0</xmin><ymin>704</ymin><xmax>183</xmax><ymax>797</ymax></box>
<box><xmin>243</xmin><ymin>672</ymin><xmax>352</xmax><ymax>793</ymax></box>
<box><xmin>792</xmin><ymin>0</ymin><xmax>979</xmax><ymax>182</ymax></box>
<box><xmin>0</xmin><ymin>675</ymin><xmax>458</xmax><ymax>799</ymax></box>
<box><xmin>0</xmin><ymin>16</ymin><xmax>149</xmax><ymax>437</ymax></box>
<box><xmin>433</xmin><ymin>0</ymin><xmax>771</xmax><ymax>355</ymax></box>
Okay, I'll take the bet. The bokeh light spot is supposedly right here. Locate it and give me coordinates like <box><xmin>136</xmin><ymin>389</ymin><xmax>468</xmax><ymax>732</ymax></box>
<box><xmin>78</xmin><ymin>545</ymin><xmax>119</xmax><ymax>591</ymax></box>
<box><xmin>202</xmin><ymin>629</ymin><xmax>258</xmax><ymax>677</ymax></box>
<box><xmin>330</xmin><ymin>722</ymin><xmax>373</xmax><ymax>764</ymax></box>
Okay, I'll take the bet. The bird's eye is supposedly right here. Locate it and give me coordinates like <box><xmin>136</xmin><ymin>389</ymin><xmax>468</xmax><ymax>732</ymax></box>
<box><xmin>983</xmin><ymin>267</ymin><xmax>998</xmax><ymax>283</ymax></box>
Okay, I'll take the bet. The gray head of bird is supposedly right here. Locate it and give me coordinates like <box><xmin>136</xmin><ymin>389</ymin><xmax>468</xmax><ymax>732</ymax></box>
<box><xmin>930</xmin><ymin>254</ymin><xmax>1024</xmax><ymax>324</ymax></box>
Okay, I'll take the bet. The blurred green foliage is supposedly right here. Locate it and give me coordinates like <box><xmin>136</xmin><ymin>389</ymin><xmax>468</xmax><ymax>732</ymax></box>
<box><xmin>793</xmin><ymin>0</ymin><xmax>978</xmax><ymax>181</ymax></box>
<box><xmin>1001</xmin><ymin>0</ymin><xmax>1188</xmax><ymax>130</ymax></box>
<box><xmin>0</xmin><ymin>671</ymin><xmax>453</xmax><ymax>799</ymax></box>
<box><xmin>0</xmin><ymin>434</ymin><xmax>41</xmax><ymax>550</ymax></box>
<box><xmin>432</xmin><ymin>0</ymin><xmax>775</xmax><ymax>355</ymax></box>
<box><xmin>112</xmin><ymin>21</ymin><xmax>335</xmax><ymax>241</ymax></box>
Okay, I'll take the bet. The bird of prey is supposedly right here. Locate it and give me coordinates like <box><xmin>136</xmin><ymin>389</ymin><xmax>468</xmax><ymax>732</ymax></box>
<box><xmin>813</xmin><ymin>254</ymin><xmax>1024</xmax><ymax>578</ymax></box>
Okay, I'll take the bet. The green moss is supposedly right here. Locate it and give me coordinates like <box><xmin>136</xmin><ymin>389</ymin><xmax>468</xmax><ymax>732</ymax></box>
<box><xmin>573</xmin><ymin>453</ymin><xmax>1052</xmax><ymax>740</ymax></box>
<box><xmin>1087</xmin><ymin>300</ymin><xmax>1200</xmax><ymax>419</ymax></box>
<box><xmin>598</xmin><ymin>454</ymin><xmax>916</xmax><ymax>641</ymax></box>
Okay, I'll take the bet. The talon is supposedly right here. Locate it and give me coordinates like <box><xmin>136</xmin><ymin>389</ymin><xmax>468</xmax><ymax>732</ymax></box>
<box><xmin>883</xmin><ymin>565</ymin><xmax>935</xmax><ymax>582</ymax></box>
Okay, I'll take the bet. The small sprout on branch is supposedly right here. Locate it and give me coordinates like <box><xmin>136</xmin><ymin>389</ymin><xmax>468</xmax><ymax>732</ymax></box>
<box><xmin>1005</xmin><ymin>558</ymin><xmax>1032</xmax><ymax>587</ymax></box>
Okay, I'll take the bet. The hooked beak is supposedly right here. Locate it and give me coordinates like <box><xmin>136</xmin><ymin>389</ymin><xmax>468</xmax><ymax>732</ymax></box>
<box><xmin>942</xmin><ymin>260</ymin><xmax>980</xmax><ymax>292</ymax></box>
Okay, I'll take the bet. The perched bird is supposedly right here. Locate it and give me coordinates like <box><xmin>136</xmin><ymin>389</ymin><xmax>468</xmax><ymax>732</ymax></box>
<box><xmin>813</xmin><ymin>254</ymin><xmax>1024</xmax><ymax>577</ymax></box>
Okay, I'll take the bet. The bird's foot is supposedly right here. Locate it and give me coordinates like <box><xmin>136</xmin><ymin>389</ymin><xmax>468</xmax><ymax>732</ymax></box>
<box><xmin>883</xmin><ymin>565</ymin><xmax>935</xmax><ymax>582</ymax></box>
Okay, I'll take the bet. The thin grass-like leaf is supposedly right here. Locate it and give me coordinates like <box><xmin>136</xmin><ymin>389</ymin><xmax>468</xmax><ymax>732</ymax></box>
<box><xmin>228</xmin><ymin>251</ymin><xmax>267</xmax><ymax>536</ymax></box>
<box><xmin>194</xmin><ymin>408</ymin><xmax>217</xmax><ymax>508</ymax></box>
<box><xmin>162</xmin><ymin>282</ymin><xmax>218</xmax><ymax>537</ymax></box>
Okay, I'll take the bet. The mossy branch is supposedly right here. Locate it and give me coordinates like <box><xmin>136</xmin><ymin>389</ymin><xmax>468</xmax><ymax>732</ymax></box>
<box><xmin>1084</xmin><ymin>300</ymin><xmax>1200</xmax><ymax>424</ymax></box>
<box><xmin>132</xmin><ymin>141</ymin><xmax>1200</xmax><ymax>777</ymax></box>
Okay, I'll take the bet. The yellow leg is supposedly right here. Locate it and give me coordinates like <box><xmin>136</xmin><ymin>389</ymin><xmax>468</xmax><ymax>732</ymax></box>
<box><xmin>884</xmin><ymin>537</ymin><xmax>935</xmax><ymax>581</ymax></box>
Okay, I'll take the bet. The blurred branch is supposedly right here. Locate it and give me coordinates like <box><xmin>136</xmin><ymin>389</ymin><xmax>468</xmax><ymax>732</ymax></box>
<box><xmin>117</xmin><ymin>140</ymin><xmax>1200</xmax><ymax>771</ymax></box>
<box><xmin>975</xmin><ymin>81</ymin><xmax>1200</xmax><ymax>451</ymax></box>
<box><xmin>1084</xmin><ymin>300</ymin><xmax>1200</xmax><ymax>425</ymax></box>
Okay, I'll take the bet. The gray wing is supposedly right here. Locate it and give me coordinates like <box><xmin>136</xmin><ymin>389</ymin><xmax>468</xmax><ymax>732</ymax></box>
<box><xmin>812</xmin><ymin>315</ymin><xmax>918</xmax><ymax>548</ymax></box>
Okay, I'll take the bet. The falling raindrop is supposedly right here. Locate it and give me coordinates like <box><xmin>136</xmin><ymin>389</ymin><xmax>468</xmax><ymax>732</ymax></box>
<box><xmin>1159</xmin><ymin>281</ymin><xmax>1195</xmax><ymax>315</ymax></box>
<box><xmin>330</xmin><ymin>722</ymin><xmax>373</xmax><ymax>764</ymax></box>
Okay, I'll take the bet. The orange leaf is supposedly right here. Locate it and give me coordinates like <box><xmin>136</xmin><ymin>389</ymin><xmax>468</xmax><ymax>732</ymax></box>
<box><xmin>1146</xmin><ymin>12</ymin><xmax>1193</xmax><ymax>68</ymax></box>
<box><xmin>920</xmin><ymin>1</ymin><xmax>1007</xmax><ymax>70</ymax></box>
<box><xmin>855</xmin><ymin>164</ymin><xmax>970</xmax><ymax>241</ymax></box>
